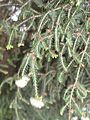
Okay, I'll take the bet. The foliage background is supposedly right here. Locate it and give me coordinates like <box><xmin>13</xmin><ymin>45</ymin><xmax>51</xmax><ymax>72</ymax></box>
<box><xmin>0</xmin><ymin>0</ymin><xmax>90</xmax><ymax>120</ymax></box>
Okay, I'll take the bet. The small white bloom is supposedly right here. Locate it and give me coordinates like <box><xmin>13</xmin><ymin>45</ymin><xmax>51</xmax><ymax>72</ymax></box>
<box><xmin>10</xmin><ymin>14</ymin><xmax>18</xmax><ymax>21</ymax></box>
<box><xmin>9</xmin><ymin>5</ymin><xmax>20</xmax><ymax>12</ymax></box>
<box><xmin>71</xmin><ymin>116</ymin><xmax>78</xmax><ymax>120</ymax></box>
<box><xmin>15</xmin><ymin>9</ymin><xmax>21</xmax><ymax>16</ymax></box>
<box><xmin>82</xmin><ymin>107</ymin><xmax>87</xmax><ymax>111</ymax></box>
<box><xmin>15</xmin><ymin>79</ymin><xmax>28</xmax><ymax>88</ymax></box>
<box><xmin>81</xmin><ymin>116</ymin><xmax>89</xmax><ymax>120</ymax></box>
<box><xmin>22</xmin><ymin>75</ymin><xmax>30</xmax><ymax>82</ymax></box>
<box><xmin>20</xmin><ymin>24</ymin><xmax>27</xmax><ymax>32</ymax></box>
<box><xmin>10</xmin><ymin>8</ymin><xmax>21</xmax><ymax>21</ymax></box>
<box><xmin>30</xmin><ymin>97</ymin><xmax>44</xmax><ymax>109</ymax></box>
<box><xmin>11</xmin><ymin>6</ymin><xmax>16</xmax><ymax>12</ymax></box>
<box><xmin>18</xmin><ymin>43</ymin><xmax>24</xmax><ymax>47</ymax></box>
<box><xmin>15</xmin><ymin>75</ymin><xmax>30</xmax><ymax>88</ymax></box>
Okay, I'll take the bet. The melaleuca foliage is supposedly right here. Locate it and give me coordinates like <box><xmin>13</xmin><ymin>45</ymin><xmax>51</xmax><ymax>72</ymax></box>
<box><xmin>0</xmin><ymin>0</ymin><xmax>90</xmax><ymax>120</ymax></box>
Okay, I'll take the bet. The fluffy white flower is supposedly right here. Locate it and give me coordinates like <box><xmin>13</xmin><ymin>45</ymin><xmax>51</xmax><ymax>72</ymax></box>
<box><xmin>11</xmin><ymin>6</ymin><xmax>16</xmax><ymax>12</ymax></box>
<box><xmin>81</xmin><ymin>116</ymin><xmax>89</xmax><ymax>120</ymax></box>
<box><xmin>10</xmin><ymin>14</ymin><xmax>18</xmax><ymax>21</ymax></box>
<box><xmin>22</xmin><ymin>75</ymin><xmax>30</xmax><ymax>82</ymax></box>
<box><xmin>15</xmin><ymin>9</ymin><xmax>21</xmax><ymax>16</ymax></box>
<box><xmin>9</xmin><ymin>5</ymin><xmax>20</xmax><ymax>12</ymax></box>
<box><xmin>82</xmin><ymin>107</ymin><xmax>87</xmax><ymax>111</ymax></box>
<box><xmin>10</xmin><ymin>9</ymin><xmax>21</xmax><ymax>21</ymax></box>
<box><xmin>71</xmin><ymin>116</ymin><xmax>78</xmax><ymax>120</ymax></box>
<box><xmin>15</xmin><ymin>75</ymin><xmax>30</xmax><ymax>88</ymax></box>
<box><xmin>15</xmin><ymin>79</ymin><xmax>28</xmax><ymax>88</ymax></box>
<box><xmin>30</xmin><ymin>97</ymin><xmax>44</xmax><ymax>109</ymax></box>
<box><xmin>20</xmin><ymin>24</ymin><xmax>27</xmax><ymax>32</ymax></box>
<box><xmin>18</xmin><ymin>43</ymin><xmax>24</xmax><ymax>47</ymax></box>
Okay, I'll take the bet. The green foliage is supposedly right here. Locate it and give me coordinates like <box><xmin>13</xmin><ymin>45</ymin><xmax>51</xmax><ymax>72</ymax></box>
<box><xmin>0</xmin><ymin>0</ymin><xmax>90</xmax><ymax>120</ymax></box>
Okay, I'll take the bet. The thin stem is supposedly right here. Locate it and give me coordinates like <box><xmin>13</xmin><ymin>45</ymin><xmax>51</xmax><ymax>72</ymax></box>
<box><xmin>61</xmin><ymin>7</ymin><xmax>79</xmax><ymax>42</ymax></box>
<box><xmin>20</xmin><ymin>0</ymin><xmax>31</xmax><ymax>10</ymax></box>
<box><xmin>0</xmin><ymin>3</ymin><xmax>20</xmax><ymax>7</ymax></box>
<box><xmin>17</xmin><ymin>14</ymin><xmax>41</xmax><ymax>27</ymax></box>
<box><xmin>69</xmin><ymin>36</ymin><xmax>90</xmax><ymax>110</ymax></box>
<box><xmin>8</xmin><ymin>30</ymin><xmax>14</xmax><ymax>45</ymax></box>
<box><xmin>60</xmin><ymin>44</ymin><xmax>67</xmax><ymax>72</ymax></box>
<box><xmin>38</xmin><ymin>6</ymin><xmax>62</xmax><ymax>33</ymax></box>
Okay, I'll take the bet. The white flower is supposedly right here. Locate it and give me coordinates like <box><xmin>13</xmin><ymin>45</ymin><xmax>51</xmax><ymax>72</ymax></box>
<box><xmin>22</xmin><ymin>75</ymin><xmax>30</xmax><ymax>82</ymax></box>
<box><xmin>10</xmin><ymin>14</ymin><xmax>18</xmax><ymax>21</ymax></box>
<box><xmin>81</xmin><ymin>116</ymin><xmax>89</xmax><ymax>120</ymax></box>
<box><xmin>18</xmin><ymin>43</ymin><xmax>24</xmax><ymax>47</ymax></box>
<box><xmin>10</xmin><ymin>8</ymin><xmax>21</xmax><ymax>21</ymax></box>
<box><xmin>88</xmin><ymin>110</ymin><xmax>90</xmax><ymax>114</ymax></box>
<box><xmin>71</xmin><ymin>116</ymin><xmax>78</xmax><ymax>120</ymax></box>
<box><xmin>15</xmin><ymin>79</ymin><xmax>28</xmax><ymax>88</ymax></box>
<box><xmin>9</xmin><ymin>5</ymin><xmax>20</xmax><ymax>12</ymax></box>
<box><xmin>15</xmin><ymin>9</ymin><xmax>21</xmax><ymax>16</ymax></box>
<box><xmin>11</xmin><ymin>6</ymin><xmax>16</xmax><ymax>12</ymax></box>
<box><xmin>30</xmin><ymin>97</ymin><xmax>44</xmax><ymax>109</ymax></box>
<box><xmin>20</xmin><ymin>24</ymin><xmax>27</xmax><ymax>32</ymax></box>
<box><xmin>15</xmin><ymin>75</ymin><xmax>30</xmax><ymax>88</ymax></box>
<box><xmin>82</xmin><ymin>107</ymin><xmax>87</xmax><ymax>111</ymax></box>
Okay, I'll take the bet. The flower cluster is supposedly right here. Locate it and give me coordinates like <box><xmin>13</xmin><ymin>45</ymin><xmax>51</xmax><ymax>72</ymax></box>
<box><xmin>20</xmin><ymin>24</ymin><xmax>27</xmax><ymax>32</ymax></box>
<box><xmin>81</xmin><ymin>116</ymin><xmax>89</xmax><ymax>120</ymax></box>
<box><xmin>10</xmin><ymin>6</ymin><xmax>21</xmax><ymax>21</ymax></box>
<box><xmin>71</xmin><ymin>116</ymin><xmax>78</xmax><ymax>120</ymax></box>
<box><xmin>15</xmin><ymin>75</ymin><xmax>30</xmax><ymax>88</ymax></box>
<box><xmin>30</xmin><ymin>97</ymin><xmax>44</xmax><ymax>109</ymax></box>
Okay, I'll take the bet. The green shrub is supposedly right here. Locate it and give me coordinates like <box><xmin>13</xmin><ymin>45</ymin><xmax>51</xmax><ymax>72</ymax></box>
<box><xmin>0</xmin><ymin>0</ymin><xmax>90</xmax><ymax>120</ymax></box>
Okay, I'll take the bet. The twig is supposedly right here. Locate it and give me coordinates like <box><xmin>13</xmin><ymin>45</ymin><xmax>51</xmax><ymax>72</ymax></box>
<box><xmin>17</xmin><ymin>14</ymin><xmax>41</xmax><ymax>27</ymax></box>
<box><xmin>37</xmin><ymin>6</ymin><xmax>62</xmax><ymax>33</ymax></box>
<box><xmin>69</xmin><ymin>36</ymin><xmax>90</xmax><ymax>118</ymax></box>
